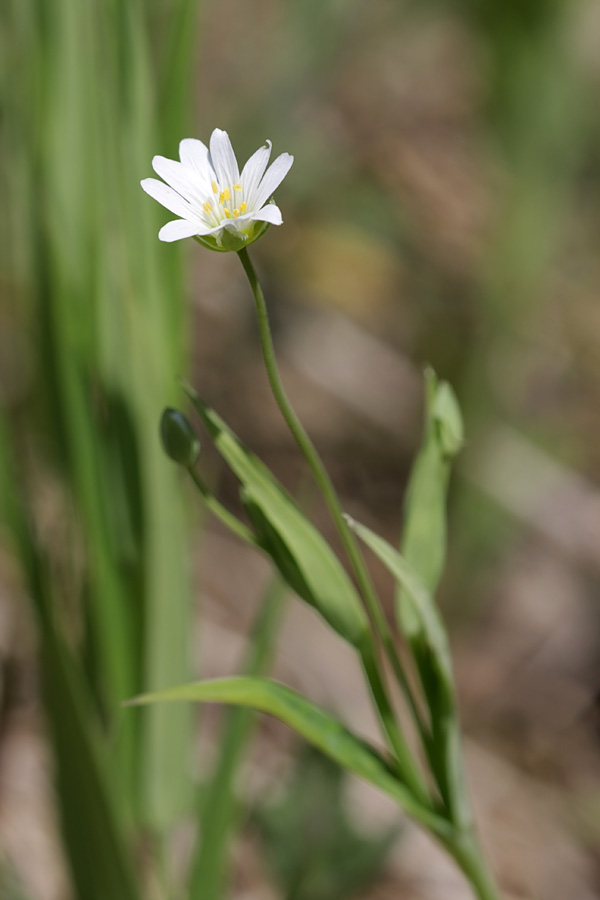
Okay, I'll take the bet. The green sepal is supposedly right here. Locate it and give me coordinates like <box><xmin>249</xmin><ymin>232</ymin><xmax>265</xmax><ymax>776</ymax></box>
<box><xmin>192</xmin><ymin>220</ymin><xmax>271</xmax><ymax>254</ymax></box>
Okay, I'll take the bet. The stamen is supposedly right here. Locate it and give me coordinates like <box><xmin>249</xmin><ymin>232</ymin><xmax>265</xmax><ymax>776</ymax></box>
<box><xmin>233</xmin><ymin>208</ymin><xmax>240</xmax><ymax>218</ymax></box>
<box><xmin>224</xmin><ymin>209</ymin><xmax>232</xmax><ymax>218</ymax></box>
<box><xmin>203</xmin><ymin>201</ymin><xmax>213</xmax><ymax>214</ymax></box>
<box><xmin>233</xmin><ymin>184</ymin><xmax>243</xmax><ymax>191</ymax></box>
<box><xmin>240</xmin><ymin>202</ymin><xmax>247</xmax><ymax>213</ymax></box>
<box><xmin>220</xmin><ymin>187</ymin><xmax>231</xmax><ymax>203</ymax></box>
<box><xmin>211</xmin><ymin>181</ymin><xmax>218</xmax><ymax>193</ymax></box>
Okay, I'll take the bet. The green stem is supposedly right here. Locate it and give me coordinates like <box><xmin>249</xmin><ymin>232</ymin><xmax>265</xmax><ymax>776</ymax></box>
<box><xmin>358</xmin><ymin>637</ymin><xmax>429</xmax><ymax>804</ymax></box>
<box><xmin>237</xmin><ymin>247</ymin><xmax>430</xmax><ymax>804</ymax></box>
<box><xmin>444</xmin><ymin>830</ymin><xmax>500</xmax><ymax>900</ymax></box>
<box><xmin>187</xmin><ymin>467</ymin><xmax>259</xmax><ymax>549</ymax></box>
<box><xmin>237</xmin><ymin>248</ymin><xmax>374</xmax><ymax>610</ymax></box>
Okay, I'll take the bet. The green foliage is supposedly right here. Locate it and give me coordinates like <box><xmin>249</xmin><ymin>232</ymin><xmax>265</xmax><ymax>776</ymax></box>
<box><xmin>254</xmin><ymin>746</ymin><xmax>401</xmax><ymax>900</ymax></box>
<box><xmin>183</xmin><ymin>384</ymin><xmax>370</xmax><ymax>648</ymax></box>
<box><xmin>349</xmin><ymin>515</ymin><xmax>470</xmax><ymax>829</ymax></box>
<box><xmin>0</xmin><ymin>414</ymin><xmax>141</xmax><ymax>900</ymax></box>
<box><xmin>1</xmin><ymin>0</ymin><xmax>204</xmax><ymax>893</ymax></box>
<box><xmin>189</xmin><ymin>578</ymin><xmax>286</xmax><ymax>900</ymax></box>
<box><xmin>127</xmin><ymin>676</ymin><xmax>450</xmax><ymax>838</ymax></box>
<box><xmin>393</xmin><ymin>372</ymin><xmax>469</xmax><ymax>824</ymax></box>
<box><xmin>397</xmin><ymin>370</ymin><xmax>463</xmax><ymax>640</ymax></box>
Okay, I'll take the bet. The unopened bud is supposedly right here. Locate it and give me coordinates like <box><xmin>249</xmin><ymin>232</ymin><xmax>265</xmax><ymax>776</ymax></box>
<box><xmin>160</xmin><ymin>408</ymin><xmax>200</xmax><ymax>467</ymax></box>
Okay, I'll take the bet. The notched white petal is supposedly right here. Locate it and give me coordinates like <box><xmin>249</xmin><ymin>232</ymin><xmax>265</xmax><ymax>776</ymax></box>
<box><xmin>143</xmin><ymin>132</ymin><xmax>292</xmax><ymax>247</ymax></box>
<box><xmin>151</xmin><ymin>156</ymin><xmax>209</xmax><ymax>203</ymax></box>
<box><xmin>159</xmin><ymin>219</ymin><xmax>202</xmax><ymax>242</ymax></box>
<box><xmin>253</xmin><ymin>204</ymin><xmax>283</xmax><ymax>226</ymax></box>
<box><xmin>254</xmin><ymin>153</ymin><xmax>294</xmax><ymax>210</ymax></box>
<box><xmin>141</xmin><ymin>178</ymin><xmax>195</xmax><ymax>219</ymax></box>
<box><xmin>240</xmin><ymin>140</ymin><xmax>272</xmax><ymax>202</ymax></box>
<box><xmin>209</xmin><ymin>128</ymin><xmax>240</xmax><ymax>186</ymax></box>
<box><xmin>179</xmin><ymin>138</ymin><xmax>211</xmax><ymax>176</ymax></box>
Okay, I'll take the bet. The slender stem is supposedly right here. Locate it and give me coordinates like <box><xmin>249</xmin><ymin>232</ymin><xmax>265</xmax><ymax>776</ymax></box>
<box><xmin>238</xmin><ymin>249</ymin><xmax>377</xmax><ymax>616</ymax></box>
<box><xmin>359</xmin><ymin>637</ymin><xmax>429</xmax><ymax>804</ymax></box>
<box><xmin>187</xmin><ymin>467</ymin><xmax>259</xmax><ymax>549</ymax></box>
<box><xmin>444</xmin><ymin>830</ymin><xmax>500</xmax><ymax>900</ymax></box>
<box><xmin>237</xmin><ymin>247</ymin><xmax>430</xmax><ymax>803</ymax></box>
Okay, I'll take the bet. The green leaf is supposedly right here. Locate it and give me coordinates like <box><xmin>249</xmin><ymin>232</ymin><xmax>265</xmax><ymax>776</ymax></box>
<box><xmin>0</xmin><ymin>416</ymin><xmax>141</xmax><ymax>900</ymax></box>
<box><xmin>182</xmin><ymin>384</ymin><xmax>369</xmax><ymax>648</ymax></box>
<box><xmin>434</xmin><ymin>381</ymin><xmax>463</xmax><ymax>459</ymax></box>
<box><xmin>159</xmin><ymin>0</ymin><xmax>204</xmax><ymax>150</ymax></box>
<box><xmin>126</xmin><ymin>677</ymin><xmax>451</xmax><ymax>839</ymax></box>
<box><xmin>348</xmin><ymin>516</ymin><xmax>471</xmax><ymax>829</ymax></box>
<box><xmin>347</xmin><ymin>517</ymin><xmax>452</xmax><ymax>686</ymax></box>
<box><xmin>42</xmin><ymin>618</ymin><xmax>142</xmax><ymax>900</ymax></box>
<box><xmin>397</xmin><ymin>370</ymin><xmax>462</xmax><ymax>640</ymax></box>
<box><xmin>189</xmin><ymin>578</ymin><xmax>286</xmax><ymax>900</ymax></box>
<box><xmin>394</xmin><ymin>371</ymin><xmax>470</xmax><ymax>825</ymax></box>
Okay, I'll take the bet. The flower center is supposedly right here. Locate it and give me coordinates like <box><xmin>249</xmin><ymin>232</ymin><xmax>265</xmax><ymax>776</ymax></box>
<box><xmin>203</xmin><ymin>180</ymin><xmax>248</xmax><ymax>226</ymax></box>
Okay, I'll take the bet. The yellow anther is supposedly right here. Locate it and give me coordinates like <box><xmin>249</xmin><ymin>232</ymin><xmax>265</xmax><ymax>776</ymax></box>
<box><xmin>211</xmin><ymin>181</ymin><xmax>218</xmax><ymax>193</ymax></box>
<box><xmin>220</xmin><ymin>187</ymin><xmax>231</xmax><ymax>203</ymax></box>
<box><xmin>203</xmin><ymin>201</ymin><xmax>213</xmax><ymax>214</ymax></box>
<box><xmin>233</xmin><ymin>184</ymin><xmax>243</xmax><ymax>191</ymax></box>
<box><xmin>224</xmin><ymin>209</ymin><xmax>232</xmax><ymax>218</ymax></box>
<box><xmin>240</xmin><ymin>202</ymin><xmax>247</xmax><ymax>213</ymax></box>
<box><xmin>233</xmin><ymin>208</ymin><xmax>240</xmax><ymax>218</ymax></box>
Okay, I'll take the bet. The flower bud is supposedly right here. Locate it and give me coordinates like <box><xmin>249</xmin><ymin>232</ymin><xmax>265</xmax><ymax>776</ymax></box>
<box><xmin>433</xmin><ymin>383</ymin><xmax>463</xmax><ymax>459</ymax></box>
<box><xmin>160</xmin><ymin>408</ymin><xmax>200</xmax><ymax>467</ymax></box>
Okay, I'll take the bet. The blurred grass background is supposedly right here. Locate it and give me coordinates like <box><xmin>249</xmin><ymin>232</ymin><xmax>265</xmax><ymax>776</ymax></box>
<box><xmin>1</xmin><ymin>0</ymin><xmax>600</xmax><ymax>898</ymax></box>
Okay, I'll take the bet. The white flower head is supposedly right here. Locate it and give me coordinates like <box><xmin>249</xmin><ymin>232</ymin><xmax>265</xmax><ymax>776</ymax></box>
<box><xmin>141</xmin><ymin>129</ymin><xmax>293</xmax><ymax>252</ymax></box>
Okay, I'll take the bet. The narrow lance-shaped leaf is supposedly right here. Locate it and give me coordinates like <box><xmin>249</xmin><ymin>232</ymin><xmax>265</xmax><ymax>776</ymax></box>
<box><xmin>102</xmin><ymin>0</ymin><xmax>194</xmax><ymax>829</ymax></box>
<box><xmin>0</xmin><ymin>415</ymin><xmax>141</xmax><ymax>900</ymax></box>
<box><xmin>348</xmin><ymin>518</ymin><xmax>452</xmax><ymax>686</ymax></box>
<box><xmin>397</xmin><ymin>370</ymin><xmax>463</xmax><ymax>641</ymax></box>
<box><xmin>126</xmin><ymin>677</ymin><xmax>451</xmax><ymax>840</ymax></box>
<box><xmin>395</xmin><ymin>371</ymin><xmax>469</xmax><ymax>825</ymax></box>
<box><xmin>189</xmin><ymin>578</ymin><xmax>286</xmax><ymax>900</ymax></box>
<box><xmin>182</xmin><ymin>383</ymin><xmax>369</xmax><ymax>648</ymax></box>
<box><xmin>349</xmin><ymin>516</ymin><xmax>471</xmax><ymax>829</ymax></box>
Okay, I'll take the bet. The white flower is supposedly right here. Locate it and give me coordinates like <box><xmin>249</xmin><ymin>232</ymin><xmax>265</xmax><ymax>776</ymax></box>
<box><xmin>141</xmin><ymin>128</ymin><xmax>293</xmax><ymax>250</ymax></box>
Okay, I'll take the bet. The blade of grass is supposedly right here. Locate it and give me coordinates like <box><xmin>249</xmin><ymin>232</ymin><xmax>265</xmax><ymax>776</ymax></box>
<box><xmin>93</xmin><ymin>0</ymin><xmax>197</xmax><ymax>829</ymax></box>
<box><xmin>0</xmin><ymin>415</ymin><xmax>141</xmax><ymax>900</ymax></box>
<box><xmin>190</xmin><ymin>577</ymin><xmax>286</xmax><ymax>900</ymax></box>
<box><xmin>35</xmin><ymin>0</ymin><xmax>138</xmax><ymax>807</ymax></box>
<box><xmin>159</xmin><ymin>0</ymin><xmax>204</xmax><ymax>155</ymax></box>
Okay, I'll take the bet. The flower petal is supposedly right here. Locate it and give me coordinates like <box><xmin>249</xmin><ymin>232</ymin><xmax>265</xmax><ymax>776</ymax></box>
<box><xmin>252</xmin><ymin>203</ymin><xmax>283</xmax><ymax>226</ymax></box>
<box><xmin>179</xmin><ymin>138</ymin><xmax>213</xmax><ymax>180</ymax></box>
<box><xmin>152</xmin><ymin>156</ymin><xmax>208</xmax><ymax>205</ymax></box>
<box><xmin>141</xmin><ymin>178</ymin><xmax>196</xmax><ymax>219</ymax></box>
<box><xmin>240</xmin><ymin>140</ymin><xmax>272</xmax><ymax>202</ymax></box>
<box><xmin>253</xmin><ymin>153</ymin><xmax>294</xmax><ymax>210</ymax></box>
<box><xmin>158</xmin><ymin>219</ymin><xmax>203</xmax><ymax>242</ymax></box>
<box><xmin>209</xmin><ymin>128</ymin><xmax>240</xmax><ymax>186</ymax></box>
